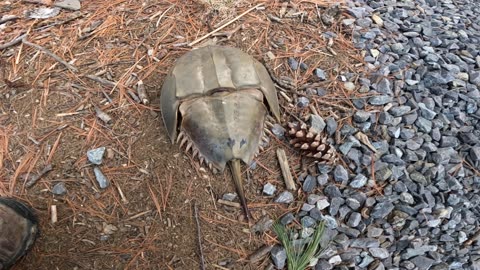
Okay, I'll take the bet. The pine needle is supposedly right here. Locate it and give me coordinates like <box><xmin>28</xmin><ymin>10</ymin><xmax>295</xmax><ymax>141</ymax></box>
<box><xmin>273</xmin><ymin>221</ymin><xmax>327</xmax><ymax>270</ymax></box>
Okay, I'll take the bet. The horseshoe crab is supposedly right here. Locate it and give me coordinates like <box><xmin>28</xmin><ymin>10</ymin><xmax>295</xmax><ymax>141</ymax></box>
<box><xmin>160</xmin><ymin>46</ymin><xmax>280</xmax><ymax>220</ymax></box>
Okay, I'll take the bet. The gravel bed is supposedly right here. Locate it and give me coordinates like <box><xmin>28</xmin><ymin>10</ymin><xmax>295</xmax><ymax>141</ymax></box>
<box><xmin>266</xmin><ymin>0</ymin><xmax>480</xmax><ymax>269</ymax></box>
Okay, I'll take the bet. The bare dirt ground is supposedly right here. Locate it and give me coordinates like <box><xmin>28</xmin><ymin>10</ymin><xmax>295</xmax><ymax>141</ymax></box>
<box><xmin>0</xmin><ymin>0</ymin><xmax>365</xmax><ymax>269</ymax></box>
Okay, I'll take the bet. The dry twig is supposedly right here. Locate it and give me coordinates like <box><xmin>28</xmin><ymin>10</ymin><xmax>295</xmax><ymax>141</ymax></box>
<box><xmin>25</xmin><ymin>164</ymin><xmax>53</xmax><ymax>188</ymax></box>
<box><xmin>0</xmin><ymin>34</ymin><xmax>27</xmax><ymax>50</ymax></box>
<box><xmin>21</xmin><ymin>39</ymin><xmax>78</xmax><ymax>72</ymax></box>
<box><xmin>189</xmin><ymin>3</ymin><xmax>263</xmax><ymax>46</ymax></box>
<box><xmin>276</xmin><ymin>149</ymin><xmax>296</xmax><ymax>190</ymax></box>
<box><xmin>193</xmin><ymin>202</ymin><xmax>206</xmax><ymax>270</ymax></box>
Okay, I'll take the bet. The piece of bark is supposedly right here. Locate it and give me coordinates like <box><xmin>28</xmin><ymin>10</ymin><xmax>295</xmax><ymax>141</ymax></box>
<box><xmin>276</xmin><ymin>148</ymin><xmax>296</xmax><ymax>190</ymax></box>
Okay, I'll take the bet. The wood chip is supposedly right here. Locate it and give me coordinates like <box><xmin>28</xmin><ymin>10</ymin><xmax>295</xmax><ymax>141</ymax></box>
<box><xmin>355</xmin><ymin>131</ymin><xmax>377</xmax><ymax>153</ymax></box>
<box><xmin>276</xmin><ymin>148</ymin><xmax>296</xmax><ymax>190</ymax></box>
<box><xmin>95</xmin><ymin>107</ymin><xmax>112</xmax><ymax>124</ymax></box>
<box><xmin>51</xmin><ymin>205</ymin><xmax>57</xmax><ymax>224</ymax></box>
<box><xmin>217</xmin><ymin>199</ymin><xmax>240</xmax><ymax>208</ymax></box>
<box><xmin>248</xmin><ymin>245</ymin><xmax>273</xmax><ymax>262</ymax></box>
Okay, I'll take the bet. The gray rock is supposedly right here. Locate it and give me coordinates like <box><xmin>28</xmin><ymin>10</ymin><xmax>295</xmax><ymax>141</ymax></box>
<box><xmin>369</xmin><ymin>95</ymin><xmax>393</xmax><ymax>105</ymax></box>
<box><xmin>326</xmin><ymin>117</ymin><xmax>337</xmax><ymax>136</ymax></box>
<box><xmin>317</xmin><ymin>174</ymin><xmax>328</xmax><ymax>185</ymax></box>
<box><xmin>354</xmin><ymin>111</ymin><xmax>371</xmax><ymax>122</ymax></box>
<box><xmin>288</xmin><ymin>58</ymin><xmax>299</xmax><ymax>70</ymax></box>
<box><xmin>347</xmin><ymin>212</ymin><xmax>362</xmax><ymax>227</ymax></box>
<box><xmin>389</xmin><ymin>106</ymin><xmax>411</xmax><ymax>116</ymax></box>
<box><xmin>416</xmin><ymin>117</ymin><xmax>432</xmax><ymax>133</ymax></box>
<box><xmin>307</xmin><ymin>194</ymin><xmax>322</xmax><ymax>205</ymax></box>
<box><xmin>339</xmin><ymin>142</ymin><xmax>355</xmax><ymax>155</ymax></box>
<box><xmin>280</xmin><ymin>213</ymin><xmax>295</xmax><ymax>225</ymax></box>
<box><xmin>400</xmin><ymin>192</ymin><xmax>415</xmax><ymax>204</ymax></box>
<box><xmin>371</xmin><ymin>201</ymin><xmax>394</xmax><ymax>219</ymax></box>
<box><xmin>403</xmin><ymin>246</ymin><xmax>437</xmax><ymax>259</ymax></box>
<box><xmin>263</xmin><ymin>183</ymin><xmax>276</xmax><ymax>196</ymax></box>
<box><xmin>275</xmin><ymin>191</ymin><xmax>294</xmax><ymax>204</ymax></box>
<box><xmin>375</xmin><ymin>167</ymin><xmax>392</xmax><ymax>182</ymax></box>
<box><xmin>321</xmin><ymin>215</ymin><xmax>337</xmax><ymax>229</ymax></box>
<box><xmin>303</xmin><ymin>175</ymin><xmax>317</xmax><ymax>193</ymax></box>
<box><xmin>367</xmin><ymin>227</ymin><xmax>383</xmax><ymax>238</ymax></box>
<box><xmin>315</xmin><ymin>68</ymin><xmax>326</xmax><ymax>80</ymax></box>
<box><xmin>301</xmin><ymin>203</ymin><xmax>315</xmax><ymax>212</ymax></box>
<box><xmin>271</xmin><ymin>124</ymin><xmax>286</xmax><ymax>138</ymax></box>
<box><xmin>440</xmin><ymin>136</ymin><xmax>459</xmax><ymax>147</ymax></box>
<box><xmin>470</xmin><ymin>147</ymin><xmax>480</xmax><ymax>161</ymax></box>
<box><xmin>470</xmin><ymin>71</ymin><xmax>480</xmax><ymax>86</ymax></box>
<box><xmin>363</xmin><ymin>31</ymin><xmax>376</xmax><ymax>40</ymax></box>
<box><xmin>418</xmin><ymin>103</ymin><xmax>437</xmax><ymax>120</ymax></box>
<box><xmin>399</xmin><ymin>129</ymin><xmax>414</xmax><ymax>140</ymax></box>
<box><xmin>381</xmin><ymin>154</ymin><xmax>405</xmax><ymax>166</ymax></box>
<box><xmin>328</xmin><ymin>255</ymin><xmax>342</xmax><ymax>266</ymax></box>
<box><xmin>391</xmin><ymin>43</ymin><xmax>404</xmax><ymax>53</ymax></box>
<box><xmin>87</xmin><ymin>147</ymin><xmax>106</xmax><ymax>165</ymax></box>
<box><xmin>410</xmin><ymin>171</ymin><xmax>428</xmax><ymax>185</ymax></box>
<box><xmin>222</xmin><ymin>193</ymin><xmax>237</xmax><ymax>201</ymax></box>
<box><xmin>324</xmin><ymin>184</ymin><xmax>342</xmax><ymax>198</ymax></box>
<box><xmin>369</xmin><ymin>247</ymin><xmax>390</xmax><ymax>259</ymax></box>
<box><xmin>333</xmin><ymin>165</ymin><xmax>349</xmax><ymax>183</ymax></box>
<box><xmin>310</xmin><ymin>115</ymin><xmax>326</xmax><ymax>133</ymax></box>
<box><xmin>403</xmin><ymin>113</ymin><xmax>418</xmax><ymax>125</ymax></box>
<box><xmin>346</xmin><ymin>198</ymin><xmax>361</xmax><ymax>210</ymax></box>
<box><xmin>410</xmin><ymin>256</ymin><xmax>435</xmax><ymax>270</ymax></box>
<box><xmin>317</xmin><ymin>164</ymin><xmax>332</xmax><ymax>174</ymax></box>
<box><xmin>350</xmin><ymin>174</ymin><xmax>368</xmax><ymax>188</ymax></box>
<box><xmin>329</xmin><ymin>197</ymin><xmax>345</xmax><ymax>216</ymax></box>
<box><xmin>309</xmin><ymin>208</ymin><xmax>322</xmax><ymax>221</ymax></box>
<box><xmin>348</xmin><ymin>7</ymin><xmax>368</xmax><ymax>18</ymax></box>
<box><xmin>297</xmin><ymin>97</ymin><xmax>309</xmax><ymax>108</ymax></box>
<box><xmin>251</xmin><ymin>216</ymin><xmax>273</xmax><ymax>233</ymax></box>
<box><xmin>93</xmin><ymin>167</ymin><xmax>109</xmax><ymax>189</ymax></box>
<box><xmin>316</xmin><ymin>198</ymin><xmax>330</xmax><ymax>210</ymax></box>
<box><xmin>379</xmin><ymin>112</ymin><xmax>393</xmax><ymax>125</ymax></box>
<box><xmin>51</xmin><ymin>182</ymin><xmax>67</xmax><ymax>195</ymax></box>
<box><xmin>359</xmin><ymin>255</ymin><xmax>375</xmax><ymax>268</ymax></box>
<box><xmin>315</xmin><ymin>260</ymin><xmax>333</xmax><ymax>270</ymax></box>
<box><xmin>350</xmin><ymin>238</ymin><xmax>380</xmax><ymax>248</ymax></box>
<box><xmin>377</xmin><ymin>78</ymin><xmax>392</xmax><ymax>94</ymax></box>
<box><xmin>271</xmin><ymin>245</ymin><xmax>287</xmax><ymax>269</ymax></box>
<box><xmin>301</xmin><ymin>216</ymin><xmax>317</xmax><ymax>227</ymax></box>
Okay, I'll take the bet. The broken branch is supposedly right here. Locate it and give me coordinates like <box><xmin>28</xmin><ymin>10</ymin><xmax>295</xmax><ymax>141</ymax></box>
<box><xmin>22</xmin><ymin>39</ymin><xmax>78</xmax><ymax>72</ymax></box>
<box><xmin>276</xmin><ymin>149</ymin><xmax>296</xmax><ymax>190</ymax></box>
<box><xmin>189</xmin><ymin>3</ymin><xmax>263</xmax><ymax>46</ymax></box>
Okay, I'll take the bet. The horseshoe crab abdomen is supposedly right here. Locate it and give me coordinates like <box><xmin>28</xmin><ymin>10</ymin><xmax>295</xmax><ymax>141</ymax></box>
<box><xmin>178</xmin><ymin>89</ymin><xmax>267</xmax><ymax>171</ymax></box>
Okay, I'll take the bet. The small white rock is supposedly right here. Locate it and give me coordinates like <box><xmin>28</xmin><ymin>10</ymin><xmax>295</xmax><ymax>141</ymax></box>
<box><xmin>54</xmin><ymin>0</ymin><xmax>81</xmax><ymax>11</ymax></box>
<box><xmin>329</xmin><ymin>255</ymin><xmax>342</xmax><ymax>265</ymax></box>
<box><xmin>371</xmin><ymin>14</ymin><xmax>383</xmax><ymax>26</ymax></box>
<box><xmin>344</xmin><ymin>82</ymin><xmax>355</xmax><ymax>91</ymax></box>
<box><xmin>316</xmin><ymin>198</ymin><xmax>330</xmax><ymax>210</ymax></box>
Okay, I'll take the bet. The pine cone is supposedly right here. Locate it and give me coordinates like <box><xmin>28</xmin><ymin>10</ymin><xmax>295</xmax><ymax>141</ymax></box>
<box><xmin>286</xmin><ymin>121</ymin><xmax>337</xmax><ymax>164</ymax></box>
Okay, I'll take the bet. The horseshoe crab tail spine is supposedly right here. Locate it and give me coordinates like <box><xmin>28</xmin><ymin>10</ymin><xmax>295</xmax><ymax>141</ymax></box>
<box><xmin>229</xmin><ymin>159</ymin><xmax>251</xmax><ymax>222</ymax></box>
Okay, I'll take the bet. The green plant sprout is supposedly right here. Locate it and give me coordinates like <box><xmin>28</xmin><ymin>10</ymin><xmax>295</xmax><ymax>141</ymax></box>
<box><xmin>272</xmin><ymin>221</ymin><xmax>328</xmax><ymax>270</ymax></box>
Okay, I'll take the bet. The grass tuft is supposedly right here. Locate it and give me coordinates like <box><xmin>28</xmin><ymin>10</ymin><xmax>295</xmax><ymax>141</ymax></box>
<box><xmin>273</xmin><ymin>221</ymin><xmax>328</xmax><ymax>270</ymax></box>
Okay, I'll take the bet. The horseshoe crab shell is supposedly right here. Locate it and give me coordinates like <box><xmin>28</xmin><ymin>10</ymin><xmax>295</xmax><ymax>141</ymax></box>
<box><xmin>160</xmin><ymin>46</ymin><xmax>280</xmax><ymax>220</ymax></box>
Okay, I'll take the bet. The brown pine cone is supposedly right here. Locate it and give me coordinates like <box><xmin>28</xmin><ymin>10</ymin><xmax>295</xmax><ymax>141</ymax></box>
<box><xmin>286</xmin><ymin>121</ymin><xmax>337</xmax><ymax>164</ymax></box>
